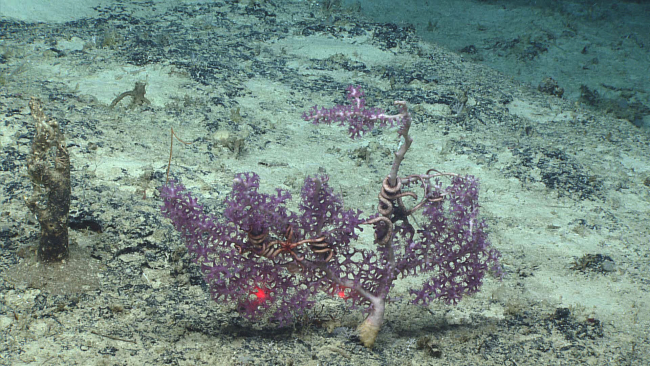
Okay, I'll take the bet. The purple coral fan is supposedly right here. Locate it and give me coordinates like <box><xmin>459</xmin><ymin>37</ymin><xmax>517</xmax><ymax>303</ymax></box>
<box><xmin>160</xmin><ymin>86</ymin><xmax>500</xmax><ymax>348</ymax></box>
<box><xmin>160</xmin><ymin>172</ymin><xmax>500</xmax><ymax>325</ymax></box>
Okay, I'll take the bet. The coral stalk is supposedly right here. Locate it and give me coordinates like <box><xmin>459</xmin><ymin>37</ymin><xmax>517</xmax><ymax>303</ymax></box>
<box><xmin>25</xmin><ymin>98</ymin><xmax>71</xmax><ymax>262</ymax></box>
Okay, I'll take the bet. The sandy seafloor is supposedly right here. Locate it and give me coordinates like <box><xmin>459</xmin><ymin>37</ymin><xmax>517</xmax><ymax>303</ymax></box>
<box><xmin>0</xmin><ymin>0</ymin><xmax>649</xmax><ymax>365</ymax></box>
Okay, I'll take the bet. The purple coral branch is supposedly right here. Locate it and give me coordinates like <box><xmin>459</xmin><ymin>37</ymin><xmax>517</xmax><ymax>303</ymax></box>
<box><xmin>302</xmin><ymin>85</ymin><xmax>406</xmax><ymax>139</ymax></box>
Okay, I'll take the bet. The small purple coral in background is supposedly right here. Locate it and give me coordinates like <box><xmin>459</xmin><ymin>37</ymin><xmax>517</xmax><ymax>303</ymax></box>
<box><xmin>161</xmin><ymin>86</ymin><xmax>501</xmax><ymax>348</ymax></box>
<box><xmin>303</xmin><ymin>85</ymin><xmax>406</xmax><ymax>139</ymax></box>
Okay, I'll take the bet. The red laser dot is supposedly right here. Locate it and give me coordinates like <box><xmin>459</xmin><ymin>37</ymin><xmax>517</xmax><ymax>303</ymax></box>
<box><xmin>253</xmin><ymin>287</ymin><xmax>267</xmax><ymax>300</ymax></box>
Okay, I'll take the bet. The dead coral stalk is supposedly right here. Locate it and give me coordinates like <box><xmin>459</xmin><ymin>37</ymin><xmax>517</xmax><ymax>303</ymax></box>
<box><xmin>25</xmin><ymin>98</ymin><xmax>71</xmax><ymax>262</ymax></box>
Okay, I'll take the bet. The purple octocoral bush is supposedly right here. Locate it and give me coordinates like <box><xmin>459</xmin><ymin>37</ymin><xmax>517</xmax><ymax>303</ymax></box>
<box><xmin>160</xmin><ymin>174</ymin><xmax>499</xmax><ymax>321</ymax></box>
<box><xmin>160</xmin><ymin>86</ymin><xmax>501</xmax><ymax>347</ymax></box>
